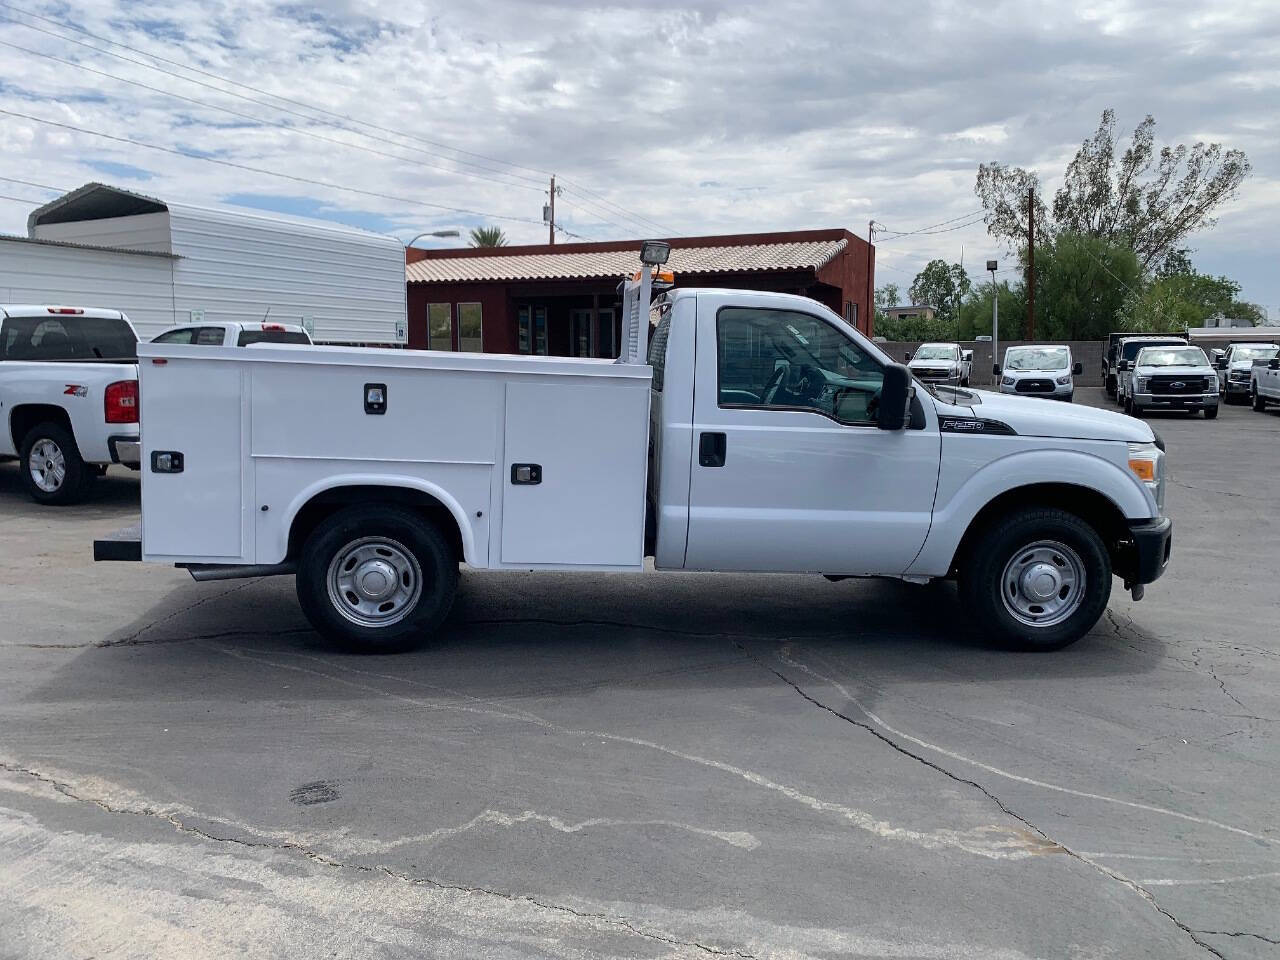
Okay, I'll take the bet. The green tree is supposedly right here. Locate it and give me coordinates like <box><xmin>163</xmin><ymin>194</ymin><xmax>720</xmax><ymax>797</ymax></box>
<box><xmin>874</xmin><ymin>282</ymin><xmax>901</xmax><ymax>326</ymax></box>
<box><xmin>957</xmin><ymin>281</ymin><xmax>1026</xmax><ymax>342</ymax></box>
<box><xmin>1031</xmin><ymin>232</ymin><xmax>1142</xmax><ymax>339</ymax></box>
<box><xmin>976</xmin><ymin>109</ymin><xmax>1251</xmax><ymax>273</ymax></box>
<box><xmin>908</xmin><ymin>259</ymin><xmax>971</xmax><ymax>325</ymax></box>
<box><xmin>1116</xmin><ymin>271</ymin><xmax>1248</xmax><ymax>332</ymax></box>
<box><xmin>875</xmin><ymin>310</ymin><xmax>956</xmax><ymax>342</ymax></box>
<box><xmin>468</xmin><ymin>226</ymin><xmax>508</xmax><ymax>247</ymax></box>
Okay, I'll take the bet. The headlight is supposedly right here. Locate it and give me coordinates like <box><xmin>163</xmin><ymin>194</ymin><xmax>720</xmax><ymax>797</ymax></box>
<box><xmin>1001</xmin><ymin>376</ymin><xmax>1015</xmax><ymax>385</ymax></box>
<box><xmin>1055</xmin><ymin>375</ymin><xmax>1071</xmax><ymax>385</ymax></box>
<box><xmin>1135</xmin><ymin>377</ymin><xmax>1148</xmax><ymax>392</ymax></box>
<box><xmin>1127</xmin><ymin>441</ymin><xmax>1166</xmax><ymax>514</ymax></box>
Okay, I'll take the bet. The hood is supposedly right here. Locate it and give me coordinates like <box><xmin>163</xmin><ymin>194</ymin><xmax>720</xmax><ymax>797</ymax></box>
<box><xmin>909</xmin><ymin>358</ymin><xmax>958</xmax><ymax>368</ymax></box>
<box><xmin>1135</xmin><ymin>363</ymin><xmax>1214</xmax><ymax>376</ymax></box>
<box><xmin>933</xmin><ymin>389</ymin><xmax>1154</xmax><ymax>442</ymax></box>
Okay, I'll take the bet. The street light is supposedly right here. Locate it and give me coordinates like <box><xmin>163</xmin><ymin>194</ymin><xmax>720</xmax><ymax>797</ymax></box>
<box><xmin>405</xmin><ymin>229</ymin><xmax>461</xmax><ymax>249</ymax></box>
<box><xmin>987</xmin><ymin>259</ymin><xmax>999</xmax><ymax>377</ymax></box>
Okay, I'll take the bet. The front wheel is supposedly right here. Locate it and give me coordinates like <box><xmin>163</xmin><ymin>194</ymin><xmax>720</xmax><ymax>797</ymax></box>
<box><xmin>296</xmin><ymin>505</ymin><xmax>458</xmax><ymax>653</ymax></box>
<box><xmin>959</xmin><ymin>508</ymin><xmax>1112</xmax><ymax>651</ymax></box>
<box><xmin>1253</xmin><ymin>388</ymin><xmax>1267</xmax><ymax>412</ymax></box>
<box><xmin>1203</xmin><ymin>406</ymin><xmax>1219</xmax><ymax>419</ymax></box>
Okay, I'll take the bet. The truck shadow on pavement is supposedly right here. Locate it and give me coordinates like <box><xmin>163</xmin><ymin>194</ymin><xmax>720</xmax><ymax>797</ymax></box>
<box><xmin>32</xmin><ymin>565</ymin><xmax>1166</xmax><ymax>718</ymax></box>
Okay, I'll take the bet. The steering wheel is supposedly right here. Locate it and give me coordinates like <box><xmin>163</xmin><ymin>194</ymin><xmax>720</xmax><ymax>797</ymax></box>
<box><xmin>775</xmin><ymin>363</ymin><xmax>824</xmax><ymax>406</ymax></box>
<box><xmin>865</xmin><ymin>385</ymin><xmax>883</xmax><ymax>421</ymax></box>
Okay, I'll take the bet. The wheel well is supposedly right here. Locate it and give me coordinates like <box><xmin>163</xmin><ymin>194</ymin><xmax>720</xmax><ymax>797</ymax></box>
<box><xmin>9</xmin><ymin>404</ymin><xmax>72</xmax><ymax>451</ymax></box>
<box><xmin>949</xmin><ymin>483</ymin><xmax>1132</xmax><ymax>577</ymax></box>
<box><xmin>287</xmin><ymin>485</ymin><xmax>465</xmax><ymax>563</ymax></box>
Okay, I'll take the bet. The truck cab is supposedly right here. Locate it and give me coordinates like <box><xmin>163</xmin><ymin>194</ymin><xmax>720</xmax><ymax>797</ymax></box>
<box><xmin>152</xmin><ymin>321</ymin><xmax>312</xmax><ymax>347</ymax></box>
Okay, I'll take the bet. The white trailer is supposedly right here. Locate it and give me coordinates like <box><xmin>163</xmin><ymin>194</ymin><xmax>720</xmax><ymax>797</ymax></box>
<box><xmin>4</xmin><ymin>182</ymin><xmax>406</xmax><ymax>344</ymax></box>
<box><xmin>97</xmin><ymin>245</ymin><xmax>1175</xmax><ymax>654</ymax></box>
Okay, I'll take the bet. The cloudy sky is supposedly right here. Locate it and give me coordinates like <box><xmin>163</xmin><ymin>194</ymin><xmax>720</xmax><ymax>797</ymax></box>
<box><xmin>1</xmin><ymin>0</ymin><xmax>1277</xmax><ymax>312</ymax></box>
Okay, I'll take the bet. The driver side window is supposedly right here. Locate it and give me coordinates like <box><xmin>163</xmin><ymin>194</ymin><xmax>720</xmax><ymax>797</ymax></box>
<box><xmin>716</xmin><ymin>307</ymin><xmax>884</xmax><ymax>424</ymax></box>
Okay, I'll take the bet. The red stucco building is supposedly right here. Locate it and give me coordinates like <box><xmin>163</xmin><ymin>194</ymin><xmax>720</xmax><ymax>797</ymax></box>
<box><xmin>405</xmin><ymin>228</ymin><xmax>875</xmax><ymax>357</ymax></box>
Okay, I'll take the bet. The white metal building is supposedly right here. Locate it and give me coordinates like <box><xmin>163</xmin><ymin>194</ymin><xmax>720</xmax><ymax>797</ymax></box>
<box><xmin>1</xmin><ymin>183</ymin><xmax>407</xmax><ymax>343</ymax></box>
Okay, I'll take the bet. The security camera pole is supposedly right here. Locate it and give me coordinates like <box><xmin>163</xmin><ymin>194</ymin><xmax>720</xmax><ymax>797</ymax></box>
<box><xmin>988</xmin><ymin>259</ymin><xmax>999</xmax><ymax>378</ymax></box>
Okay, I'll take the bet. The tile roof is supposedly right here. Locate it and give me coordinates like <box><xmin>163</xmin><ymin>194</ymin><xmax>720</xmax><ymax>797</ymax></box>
<box><xmin>406</xmin><ymin>238</ymin><xmax>848</xmax><ymax>284</ymax></box>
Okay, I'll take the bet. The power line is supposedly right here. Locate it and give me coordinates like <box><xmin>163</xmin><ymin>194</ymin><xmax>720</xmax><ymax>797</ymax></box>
<box><xmin>875</xmin><ymin>209</ymin><xmax>985</xmax><ymax>238</ymax></box>
<box><xmin>0</xmin><ymin>35</ymin><xmax>546</xmax><ymax>196</ymax></box>
<box><xmin>0</xmin><ymin>191</ymin><xmax>47</xmax><ymax>204</ymax></box>
<box><xmin>878</xmin><ymin>214</ymin><xmax>988</xmax><ymax>240</ymax></box>
<box><xmin>0</xmin><ymin>1</ymin><xmax>555</xmax><ymax>185</ymax></box>
<box><xmin>0</xmin><ymin>174</ymin><xmax>64</xmax><ymax>192</ymax></box>
<box><xmin>0</xmin><ymin>107</ymin><xmax>546</xmax><ymax>226</ymax></box>
<box><xmin>0</xmin><ymin>12</ymin><xmax>550</xmax><ymax>192</ymax></box>
<box><xmin>558</xmin><ymin>182</ymin><xmax>670</xmax><ymax>233</ymax></box>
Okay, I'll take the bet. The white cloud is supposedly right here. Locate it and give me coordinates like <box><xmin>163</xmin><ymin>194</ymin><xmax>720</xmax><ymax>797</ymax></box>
<box><xmin>0</xmin><ymin>0</ymin><xmax>1275</xmax><ymax>305</ymax></box>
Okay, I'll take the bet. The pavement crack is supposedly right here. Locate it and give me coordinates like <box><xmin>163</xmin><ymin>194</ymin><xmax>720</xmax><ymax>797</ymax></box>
<box><xmin>752</xmin><ymin>646</ymin><xmax>1231</xmax><ymax>960</ymax></box>
<box><xmin>1192</xmin><ymin>930</ymin><xmax>1280</xmax><ymax>946</ymax></box>
<box><xmin>0</xmin><ymin>760</ymin><xmax>756</xmax><ymax>959</ymax></box>
<box><xmin>100</xmin><ymin>581</ymin><xmax>257</xmax><ymax>646</ymax></box>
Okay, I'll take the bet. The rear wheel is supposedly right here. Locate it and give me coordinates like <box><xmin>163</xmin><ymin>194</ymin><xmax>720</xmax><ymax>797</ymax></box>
<box><xmin>19</xmin><ymin>422</ymin><xmax>92</xmax><ymax>505</ymax></box>
<box><xmin>1105</xmin><ymin>375</ymin><xmax>1116</xmax><ymax>397</ymax></box>
<box><xmin>959</xmin><ymin>508</ymin><xmax>1112</xmax><ymax>651</ymax></box>
<box><xmin>296</xmin><ymin>505</ymin><xmax>457</xmax><ymax>653</ymax></box>
<box><xmin>1253</xmin><ymin>387</ymin><xmax>1267</xmax><ymax>412</ymax></box>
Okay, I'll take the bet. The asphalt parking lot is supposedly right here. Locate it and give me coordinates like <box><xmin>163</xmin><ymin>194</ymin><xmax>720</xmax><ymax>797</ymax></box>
<box><xmin>2</xmin><ymin>392</ymin><xmax>1277</xmax><ymax>960</ymax></box>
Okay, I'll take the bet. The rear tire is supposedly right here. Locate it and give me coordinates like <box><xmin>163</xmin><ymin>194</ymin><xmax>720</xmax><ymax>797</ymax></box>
<box><xmin>19</xmin><ymin>422</ymin><xmax>91</xmax><ymax>505</ymax></box>
<box><xmin>296</xmin><ymin>505</ymin><xmax>457</xmax><ymax>653</ymax></box>
<box><xmin>1105</xmin><ymin>375</ymin><xmax>1116</xmax><ymax>397</ymax></box>
<box><xmin>1253</xmin><ymin>388</ymin><xmax>1267</xmax><ymax>412</ymax></box>
<box><xmin>959</xmin><ymin>507</ymin><xmax>1112</xmax><ymax>652</ymax></box>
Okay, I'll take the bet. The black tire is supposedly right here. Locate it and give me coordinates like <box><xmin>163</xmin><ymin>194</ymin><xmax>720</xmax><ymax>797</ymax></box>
<box><xmin>1104</xmin><ymin>375</ymin><xmax>1116</xmax><ymax>397</ymax></box>
<box><xmin>1203</xmin><ymin>406</ymin><xmax>1218</xmax><ymax>419</ymax></box>
<box><xmin>1123</xmin><ymin>395</ymin><xmax>1134</xmax><ymax>416</ymax></box>
<box><xmin>19</xmin><ymin>422</ymin><xmax>91</xmax><ymax>505</ymax></box>
<box><xmin>295</xmin><ymin>505</ymin><xmax>458</xmax><ymax>653</ymax></box>
<box><xmin>1253</xmin><ymin>388</ymin><xmax>1267</xmax><ymax>412</ymax></box>
<box><xmin>959</xmin><ymin>507</ymin><xmax>1112</xmax><ymax>652</ymax></box>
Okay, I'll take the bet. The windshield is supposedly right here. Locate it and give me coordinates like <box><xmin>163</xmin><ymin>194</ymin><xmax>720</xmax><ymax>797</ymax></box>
<box><xmin>1004</xmin><ymin>347</ymin><xmax>1069</xmax><ymax>371</ymax></box>
<box><xmin>914</xmin><ymin>344</ymin><xmax>958</xmax><ymax>361</ymax></box>
<box><xmin>1231</xmin><ymin>345</ymin><xmax>1279</xmax><ymax>362</ymax></box>
<box><xmin>1137</xmin><ymin>347</ymin><xmax>1208</xmax><ymax>367</ymax></box>
<box><xmin>1122</xmin><ymin>339</ymin><xmax>1183</xmax><ymax>361</ymax></box>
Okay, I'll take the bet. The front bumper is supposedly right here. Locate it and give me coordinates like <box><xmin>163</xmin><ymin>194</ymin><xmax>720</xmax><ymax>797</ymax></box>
<box><xmin>1225</xmin><ymin>378</ymin><xmax>1252</xmax><ymax>394</ymax></box>
<box><xmin>1133</xmin><ymin>392</ymin><xmax>1218</xmax><ymax>410</ymax></box>
<box><xmin>999</xmin><ymin>382</ymin><xmax>1073</xmax><ymax>399</ymax></box>
<box><xmin>1124</xmin><ymin>517</ymin><xmax>1172</xmax><ymax>587</ymax></box>
<box><xmin>108</xmin><ymin>436</ymin><xmax>141</xmax><ymax>469</ymax></box>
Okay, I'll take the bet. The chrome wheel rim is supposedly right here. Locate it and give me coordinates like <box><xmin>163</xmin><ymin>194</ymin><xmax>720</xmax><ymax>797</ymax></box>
<box><xmin>326</xmin><ymin>536</ymin><xmax>422</xmax><ymax>628</ymax></box>
<box><xmin>29</xmin><ymin>439</ymin><xmax>66</xmax><ymax>492</ymax></box>
<box><xmin>1000</xmin><ymin>540</ymin><xmax>1086</xmax><ymax>628</ymax></box>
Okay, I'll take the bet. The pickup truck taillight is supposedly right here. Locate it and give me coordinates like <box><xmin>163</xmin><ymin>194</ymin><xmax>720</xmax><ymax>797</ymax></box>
<box><xmin>104</xmin><ymin>380</ymin><xmax>138</xmax><ymax>424</ymax></box>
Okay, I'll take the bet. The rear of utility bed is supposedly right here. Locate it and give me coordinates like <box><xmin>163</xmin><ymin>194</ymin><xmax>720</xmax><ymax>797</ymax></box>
<box><xmin>133</xmin><ymin>342</ymin><xmax>651</xmax><ymax>571</ymax></box>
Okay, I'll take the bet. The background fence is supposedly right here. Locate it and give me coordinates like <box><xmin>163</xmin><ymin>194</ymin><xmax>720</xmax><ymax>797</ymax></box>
<box><xmin>877</xmin><ymin>340</ymin><xmax>1107</xmax><ymax>388</ymax></box>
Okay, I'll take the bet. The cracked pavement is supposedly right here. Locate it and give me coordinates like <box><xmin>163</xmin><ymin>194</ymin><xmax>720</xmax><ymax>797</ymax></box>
<box><xmin>1</xmin><ymin>395</ymin><xmax>1277</xmax><ymax>958</ymax></box>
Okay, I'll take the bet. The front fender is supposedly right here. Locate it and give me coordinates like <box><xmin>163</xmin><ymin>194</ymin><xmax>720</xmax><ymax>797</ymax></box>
<box><xmin>906</xmin><ymin>444</ymin><xmax>1154</xmax><ymax>578</ymax></box>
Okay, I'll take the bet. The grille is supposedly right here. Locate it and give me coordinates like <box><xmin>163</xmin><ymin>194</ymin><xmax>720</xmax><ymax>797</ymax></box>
<box><xmin>1149</xmin><ymin>376</ymin><xmax>1208</xmax><ymax>394</ymax></box>
<box><xmin>1015</xmin><ymin>379</ymin><xmax>1054</xmax><ymax>393</ymax></box>
<box><xmin>916</xmin><ymin>368</ymin><xmax>950</xmax><ymax>379</ymax></box>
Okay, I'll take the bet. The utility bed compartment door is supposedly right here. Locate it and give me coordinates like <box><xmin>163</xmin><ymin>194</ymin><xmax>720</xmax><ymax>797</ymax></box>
<box><xmin>140</xmin><ymin>357</ymin><xmax>247</xmax><ymax>561</ymax></box>
<box><xmin>500</xmin><ymin>380</ymin><xmax>647</xmax><ymax>568</ymax></box>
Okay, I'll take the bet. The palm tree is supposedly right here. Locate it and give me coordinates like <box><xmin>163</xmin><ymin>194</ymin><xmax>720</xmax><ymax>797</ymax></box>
<box><xmin>468</xmin><ymin>226</ymin><xmax>508</xmax><ymax>248</ymax></box>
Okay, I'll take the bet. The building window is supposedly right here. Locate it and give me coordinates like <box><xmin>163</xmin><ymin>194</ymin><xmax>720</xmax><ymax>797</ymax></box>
<box><xmin>518</xmin><ymin>305</ymin><xmax>548</xmax><ymax>355</ymax></box>
<box><xmin>845</xmin><ymin>301</ymin><xmax>858</xmax><ymax>329</ymax></box>
<box><xmin>596</xmin><ymin>308</ymin><xmax>617</xmax><ymax>358</ymax></box>
<box><xmin>458</xmin><ymin>302</ymin><xmax>483</xmax><ymax>353</ymax></box>
<box><xmin>427</xmin><ymin>303</ymin><xmax>453</xmax><ymax>350</ymax></box>
<box><xmin>570</xmin><ymin>309</ymin><xmax>593</xmax><ymax>357</ymax></box>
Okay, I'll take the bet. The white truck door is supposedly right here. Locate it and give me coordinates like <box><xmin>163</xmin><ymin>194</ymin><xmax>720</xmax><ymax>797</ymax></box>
<box><xmin>684</xmin><ymin>298</ymin><xmax>940</xmax><ymax>575</ymax></box>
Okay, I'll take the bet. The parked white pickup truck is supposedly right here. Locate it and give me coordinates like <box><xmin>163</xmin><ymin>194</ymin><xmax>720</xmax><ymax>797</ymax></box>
<box><xmin>906</xmin><ymin>342</ymin><xmax>971</xmax><ymax>387</ymax></box>
<box><xmin>152</xmin><ymin>320</ymin><xmax>312</xmax><ymax>347</ymax></box>
<box><xmin>1</xmin><ymin>306</ymin><xmax>140</xmax><ymax>504</ymax></box>
<box><xmin>96</xmin><ymin>247</ymin><xmax>1172</xmax><ymax>654</ymax></box>
<box><xmin>1251</xmin><ymin>355</ymin><xmax>1280</xmax><ymax>411</ymax></box>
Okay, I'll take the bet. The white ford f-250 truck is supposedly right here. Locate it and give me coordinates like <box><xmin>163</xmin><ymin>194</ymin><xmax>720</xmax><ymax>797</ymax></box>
<box><xmin>1</xmin><ymin>306</ymin><xmax>141</xmax><ymax>504</ymax></box>
<box><xmin>95</xmin><ymin>244</ymin><xmax>1172</xmax><ymax>654</ymax></box>
<box><xmin>1251</xmin><ymin>354</ymin><xmax>1280</xmax><ymax>411</ymax></box>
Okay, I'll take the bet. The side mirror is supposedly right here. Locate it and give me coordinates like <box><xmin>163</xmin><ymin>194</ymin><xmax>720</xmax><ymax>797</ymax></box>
<box><xmin>962</xmin><ymin>350</ymin><xmax>973</xmax><ymax>362</ymax></box>
<box><xmin>1215</xmin><ymin>358</ymin><xmax>1229</xmax><ymax>369</ymax></box>
<box><xmin>1072</xmin><ymin>361</ymin><xmax>1083</xmax><ymax>376</ymax></box>
<box><xmin>877</xmin><ymin>363</ymin><xmax>914</xmax><ymax>431</ymax></box>
<box><xmin>1118</xmin><ymin>360</ymin><xmax>1130</xmax><ymax>371</ymax></box>
<box><xmin>992</xmin><ymin>363</ymin><xmax>1001</xmax><ymax>376</ymax></box>
<box><xmin>903</xmin><ymin>351</ymin><xmax>912</xmax><ymax>363</ymax></box>
<box><xmin>1270</xmin><ymin>358</ymin><xmax>1280</xmax><ymax>370</ymax></box>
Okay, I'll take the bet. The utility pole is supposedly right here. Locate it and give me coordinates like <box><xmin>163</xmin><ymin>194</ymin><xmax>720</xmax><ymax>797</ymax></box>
<box><xmin>548</xmin><ymin>175</ymin><xmax>556</xmax><ymax>246</ymax></box>
<box><xmin>988</xmin><ymin>260</ymin><xmax>999</xmax><ymax>378</ymax></box>
<box><xmin>1027</xmin><ymin>187</ymin><xmax>1036</xmax><ymax>340</ymax></box>
<box><xmin>866</xmin><ymin>220</ymin><xmax>875</xmax><ymax>337</ymax></box>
